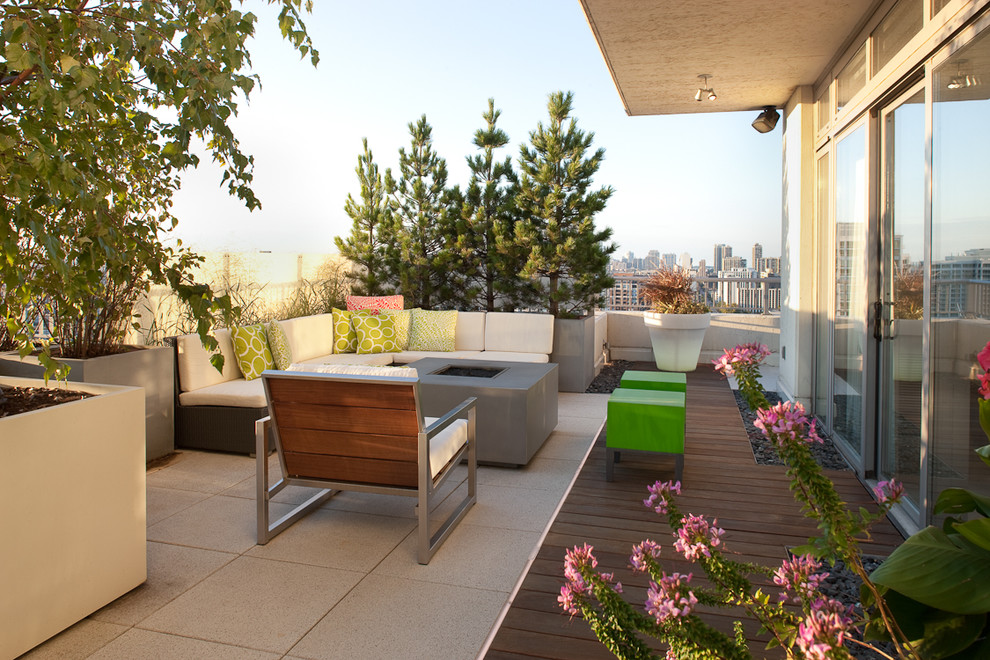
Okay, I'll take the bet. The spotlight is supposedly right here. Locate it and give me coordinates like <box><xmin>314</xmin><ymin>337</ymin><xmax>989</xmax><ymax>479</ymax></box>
<box><xmin>752</xmin><ymin>106</ymin><xmax>780</xmax><ymax>133</ymax></box>
<box><xmin>694</xmin><ymin>74</ymin><xmax>716</xmax><ymax>102</ymax></box>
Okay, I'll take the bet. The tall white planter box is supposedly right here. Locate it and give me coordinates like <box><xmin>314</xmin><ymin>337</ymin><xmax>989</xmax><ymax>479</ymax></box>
<box><xmin>0</xmin><ymin>377</ymin><xmax>147</xmax><ymax>659</ymax></box>
<box><xmin>643</xmin><ymin>312</ymin><xmax>711</xmax><ymax>372</ymax></box>
<box><xmin>0</xmin><ymin>346</ymin><xmax>174</xmax><ymax>460</ymax></box>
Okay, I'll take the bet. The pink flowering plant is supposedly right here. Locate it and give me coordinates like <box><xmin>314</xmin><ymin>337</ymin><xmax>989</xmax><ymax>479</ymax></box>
<box><xmin>712</xmin><ymin>342</ymin><xmax>772</xmax><ymax>412</ymax></box>
<box><xmin>558</xmin><ymin>342</ymin><xmax>928</xmax><ymax>659</ymax></box>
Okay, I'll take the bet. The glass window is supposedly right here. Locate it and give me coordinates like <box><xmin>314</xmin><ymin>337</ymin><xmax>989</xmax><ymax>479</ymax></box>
<box><xmin>837</xmin><ymin>43</ymin><xmax>867</xmax><ymax>112</ymax></box>
<box><xmin>930</xmin><ymin>27</ymin><xmax>990</xmax><ymax>518</ymax></box>
<box><xmin>931</xmin><ymin>0</ymin><xmax>952</xmax><ymax>18</ymax></box>
<box><xmin>815</xmin><ymin>151</ymin><xmax>831</xmax><ymax>427</ymax></box>
<box><xmin>833</xmin><ymin>124</ymin><xmax>868</xmax><ymax>461</ymax></box>
<box><xmin>873</xmin><ymin>0</ymin><xmax>924</xmax><ymax>74</ymax></box>
<box><xmin>817</xmin><ymin>84</ymin><xmax>831</xmax><ymax>133</ymax></box>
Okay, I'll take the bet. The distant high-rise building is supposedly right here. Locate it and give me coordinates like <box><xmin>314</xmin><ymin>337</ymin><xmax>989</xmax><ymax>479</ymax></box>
<box><xmin>757</xmin><ymin>257</ymin><xmax>781</xmax><ymax>275</ymax></box>
<box><xmin>714</xmin><ymin>243</ymin><xmax>731</xmax><ymax>275</ymax></box>
<box><xmin>752</xmin><ymin>243</ymin><xmax>763</xmax><ymax>267</ymax></box>
<box><xmin>645</xmin><ymin>249</ymin><xmax>661</xmax><ymax>270</ymax></box>
<box><xmin>723</xmin><ymin>255</ymin><xmax>746</xmax><ymax>271</ymax></box>
<box><xmin>679</xmin><ymin>252</ymin><xmax>692</xmax><ymax>271</ymax></box>
<box><xmin>698</xmin><ymin>259</ymin><xmax>706</xmax><ymax>276</ymax></box>
<box><xmin>662</xmin><ymin>253</ymin><xmax>677</xmax><ymax>269</ymax></box>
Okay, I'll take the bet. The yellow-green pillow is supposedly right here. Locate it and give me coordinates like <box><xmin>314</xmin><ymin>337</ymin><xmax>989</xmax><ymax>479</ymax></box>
<box><xmin>378</xmin><ymin>308</ymin><xmax>417</xmax><ymax>350</ymax></box>
<box><xmin>230</xmin><ymin>324</ymin><xmax>274</xmax><ymax>380</ymax></box>
<box><xmin>332</xmin><ymin>308</ymin><xmax>356</xmax><ymax>354</ymax></box>
<box><xmin>267</xmin><ymin>320</ymin><xmax>293</xmax><ymax>370</ymax></box>
<box><xmin>353</xmin><ymin>313</ymin><xmax>399</xmax><ymax>354</ymax></box>
<box><xmin>407</xmin><ymin>309</ymin><xmax>458</xmax><ymax>352</ymax></box>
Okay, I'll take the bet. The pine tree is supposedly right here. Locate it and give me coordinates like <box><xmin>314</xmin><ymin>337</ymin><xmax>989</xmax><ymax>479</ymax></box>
<box><xmin>384</xmin><ymin>115</ymin><xmax>460</xmax><ymax>309</ymax></box>
<box><xmin>335</xmin><ymin>138</ymin><xmax>392</xmax><ymax>296</ymax></box>
<box><xmin>516</xmin><ymin>91</ymin><xmax>616</xmax><ymax>317</ymax></box>
<box><xmin>456</xmin><ymin>99</ymin><xmax>535</xmax><ymax>311</ymax></box>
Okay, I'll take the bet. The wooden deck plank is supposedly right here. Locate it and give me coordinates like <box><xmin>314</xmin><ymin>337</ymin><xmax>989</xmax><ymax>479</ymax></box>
<box><xmin>483</xmin><ymin>366</ymin><xmax>903</xmax><ymax>659</ymax></box>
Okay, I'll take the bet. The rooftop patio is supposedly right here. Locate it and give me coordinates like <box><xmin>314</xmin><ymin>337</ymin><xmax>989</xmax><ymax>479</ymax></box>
<box><xmin>19</xmin><ymin>362</ymin><xmax>901</xmax><ymax>660</ymax></box>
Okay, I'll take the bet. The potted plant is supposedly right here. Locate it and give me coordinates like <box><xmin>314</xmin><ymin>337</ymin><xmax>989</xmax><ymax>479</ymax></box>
<box><xmin>641</xmin><ymin>266</ymin><xmax>711</xmax><ymax>372</ymax></box>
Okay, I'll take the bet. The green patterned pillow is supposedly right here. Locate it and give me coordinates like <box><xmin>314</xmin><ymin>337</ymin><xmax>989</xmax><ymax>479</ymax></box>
<box><xmin>230</xmin><ymin>324</ymin><xmax>274</xmax><ymax>380</ymax></box>
<box><xmin>266</xmin><ymin>320</ymin><xmax>293</xmax><ymax>370</ymax></box>
<box><xmin>407</xmin><ymin>309</ymin><xmax>458</xmax><ymax>352</ymax></box>
<box><xmin>378</xmin><ymin>308</ymin><xmax>417</xmax><ymax>350</ymax></box>
<box><xmin>332</xmin><ymin>308</ymin><xmax>357</xmax><ymax>354</ymax></box>
<box><xmin>353</xmin><ymin>312</ymin><xmax>399</xmax><ymax>354</ymax></box>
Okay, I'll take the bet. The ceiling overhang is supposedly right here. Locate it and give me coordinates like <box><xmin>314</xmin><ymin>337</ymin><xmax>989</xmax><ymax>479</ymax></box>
<box><xmin>579</xmin><ymin>0</ymin><xmax>882</xmax><ymax>115</ymax></box>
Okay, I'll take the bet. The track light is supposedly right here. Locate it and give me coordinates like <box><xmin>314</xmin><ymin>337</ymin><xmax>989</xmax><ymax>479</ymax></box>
<box><xmin>695</xmin><ymin>74</ymin><xmax>716</xmax><ymax>102</ymax></box>
<box><xmin>752</xmin><ymin>106</ymin><xmax>780</xmax><ymax>133</ymax></box>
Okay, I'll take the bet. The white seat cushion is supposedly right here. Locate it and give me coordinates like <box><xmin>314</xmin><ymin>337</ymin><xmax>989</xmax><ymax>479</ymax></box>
<box><xmin>178</xmin><ymin>377</ymin><xmax>266</xmax><ymax>408</ymax></box>
<box><xmin>423</xmin><ymin>416</ymin><xmax>468</xmax><ymax>478</ymax></box>
<box><xmin>477</xmin><ymin>351</ymin><xmax>550</xmax><ymax>363</ymax></box>
<box><xmin>484</xmin><ymin>312</ymin><xmax>554</xmax><ymax>355</ymax></box>
<box><xmin>176</xmin><ymin>329</ymin><xmax>242</xmax><ymax>393</ymax></box>
<box><xmin>392</xmin><ymin>351</ymin><xmax>483</xmax><ymax>364</ymax></box>
<box><xmin>276</xmin><ymin>314</ymin><xmax>335</xmax><ymax>362</ymax></box>
<box><xmin>454</xmin><ymin>311</ymin><xmax>486</xmax><ymax>351</ymax></box>
<box><xmin>294</xmin><ymin>352</ymin><xmax>395</xmax><ymax>367</ymax></box>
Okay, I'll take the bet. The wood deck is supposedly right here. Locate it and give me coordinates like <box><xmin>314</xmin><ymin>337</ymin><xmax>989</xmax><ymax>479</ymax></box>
<box><xmin>484</xmin><ymin>366</ymin><xmax>904</xmax><ymax>659</ymax></box>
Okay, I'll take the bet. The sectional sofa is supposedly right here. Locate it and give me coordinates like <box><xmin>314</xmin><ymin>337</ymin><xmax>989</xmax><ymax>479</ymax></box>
<box><xmin>169</xmin><ymin>311</ymin><xmax>555</xmax><ymax>454</ymax></box>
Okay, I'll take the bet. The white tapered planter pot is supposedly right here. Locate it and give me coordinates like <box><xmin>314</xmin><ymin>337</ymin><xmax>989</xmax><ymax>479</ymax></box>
<box><xmin>643</xmin><ymin>312</ymin><xmax>711</xmax><ymax>372</ymax></box>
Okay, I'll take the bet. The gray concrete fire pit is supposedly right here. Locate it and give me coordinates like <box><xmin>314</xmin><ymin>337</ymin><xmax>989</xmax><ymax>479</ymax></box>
<box><xmin>410</xmin><ymin>358</ymin><xmax>558</xmax><ymax>466</ymax></box>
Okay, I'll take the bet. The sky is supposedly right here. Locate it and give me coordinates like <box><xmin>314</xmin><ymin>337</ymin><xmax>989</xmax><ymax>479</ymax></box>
<box><xmin>171</xmin><ymin>0</ymin><xmax>784</xmax><ymax>268</ymax></box>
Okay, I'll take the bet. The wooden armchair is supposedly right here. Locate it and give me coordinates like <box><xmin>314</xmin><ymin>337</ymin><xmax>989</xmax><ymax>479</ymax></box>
<box><xmin>255</xmin><ymin>370</ymin><xmax>477</xmax><ymax>564</ymax></box>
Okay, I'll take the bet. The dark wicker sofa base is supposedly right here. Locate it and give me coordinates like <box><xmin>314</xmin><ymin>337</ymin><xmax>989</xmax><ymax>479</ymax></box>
<box><xmin>175</xmin><ymin>403</ymin><xmax>268</xmax><ymax>454</ymax></box>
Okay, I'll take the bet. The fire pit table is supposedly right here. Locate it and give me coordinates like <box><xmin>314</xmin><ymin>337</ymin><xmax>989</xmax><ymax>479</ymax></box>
<box><xmin>409</xmin><ymin>358</ymin><xmax>558</xmax><ymax>467</ymax></box>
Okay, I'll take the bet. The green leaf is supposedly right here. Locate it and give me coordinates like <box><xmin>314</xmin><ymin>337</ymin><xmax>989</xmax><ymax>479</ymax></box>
<box><xmin>976</xmin><ymin>443</ymin><xmax>990</xmax><ymax>468</ymax></box>
<box><xmin>935</xmin><ymin>488</ymin><xmax>990</xmax><ymax>517</ymax></box>
<box><xmin>871</xmin><ymin>526</ymin><xmax>990</xmax><ymax>614</ymax></box>
<box><xmin>913</xmin><ymin>611</ymin><xmax>985</xmax><ymax>659</ymax></box>
<box><xmin>980</xmin><ymin>400</ymin><xmax>990</xmax><ymax>446</ymax></box>
<box><xmin>953</xmin><ymin>518</ymin><xmax>990</xmax><ymax>551</ymax></box>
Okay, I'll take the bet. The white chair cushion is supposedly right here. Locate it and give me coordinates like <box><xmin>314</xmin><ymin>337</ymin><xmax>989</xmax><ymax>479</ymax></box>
<box><xmin>483</xmin><ymin>312</ymin><xmax>554</xmax><ymax>355</ymax></box>
<box><xmin>294</xmin><ymin>352</ymin><xmax>395</xmax><ymax>367</ymax></box>
<box><xmin>454</xmin><ymin>311</ymin><xmax>486</xmax><ymax>351</ymax></box>
<box><xmin>276</xmin><ymin>314</ymin><xmax>334</xmax><ymax>362</ymax></box>
<box><xmin>178</xmin><ymin>377</ymin><xmax>266</xmax><ymax>408</ymax></box>
<box><xmin>391</xmin><ymin>351</ymin><xmax>483</xmax><ymax>364</ymax></box>
<box><xmin>477</xmin><ymin>351</ymin><xmax>550</xmax><ymax>363</ymax></box>
<box><xmin>423</xmin><ymin>417</ymin><xmax>468</xmax><ymax>478</ymax></box>
<box><xmin>176</xmin><ymin>329</ymin><xmax>241</xmax><ymax>393</ymax></box>
<box><xmin>287</xmin><ymin>363</ymin><xmax>418</xmax><ymax>378</ymax></box>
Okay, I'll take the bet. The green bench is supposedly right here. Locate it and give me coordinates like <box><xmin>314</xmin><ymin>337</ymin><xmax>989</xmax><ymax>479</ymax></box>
<box><xmin>606</xmin><ymin>371</ymin><xmax>687</xmax><ymax>482</ymax></box>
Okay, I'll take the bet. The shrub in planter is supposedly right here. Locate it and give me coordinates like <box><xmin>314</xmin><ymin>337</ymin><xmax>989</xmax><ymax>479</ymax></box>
<box><xmin>641</xmin><ymin>266</ymin><xmax>711</xmax><ymax>372</ymax></box>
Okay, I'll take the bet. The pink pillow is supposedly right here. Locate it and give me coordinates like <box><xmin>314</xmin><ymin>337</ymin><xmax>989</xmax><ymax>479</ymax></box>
<box><xmin>346</xmin><ymin>295</ymin><xmax>404</xmax><ymax>312</ymax></box>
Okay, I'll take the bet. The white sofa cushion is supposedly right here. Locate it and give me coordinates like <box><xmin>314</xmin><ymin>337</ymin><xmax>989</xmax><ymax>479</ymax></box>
<box><xmin>454</xmin><ymin>312</ymin><xmax>486</xmax><ymax>351</ymax></box>
<box><xmin>176</xmin><ymin>329</ymin><xmax>242</xmax><ymax>393</ymax></box>
<box><xmin>477</xmin><ymin>351</ymin><xmax>550</xmax><ymax>363</ymax></box>
<box><xmin>178</xmin><ymin>377</ymin><xmax>266</xmax><ymax>408</ymax></box>
<box><xmin>392</xmin><ymin>350</ymin><xmax>483</xmax><ymax>364</ymax></box>
<box><xmin>423</xmin><ymin>416</ymin><xmax>469</xmax><ymax>478</ymax></box>
<box><xmin>484</xmin><ymin>312</ymin><xmax>554</xmax><ymax>355</ymax></box>
<box><xmin>276</xmin><ymin>314</ymin><xmax>334</xmax><ymax>362</ymax></box>
<box><xmin>294</xmin><ymin>352</ymin><xmax>394</xmax><ymax>367</ymax></box>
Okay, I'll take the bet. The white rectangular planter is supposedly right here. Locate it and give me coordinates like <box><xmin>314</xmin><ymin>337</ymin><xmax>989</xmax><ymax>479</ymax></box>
<box><xmin>0</xmin><ymin>346</ymin><xmax>174</xmax><ymax>460</ymax></box>
<box><xmin>0</xmin><ymin>377</ymin><xmax>147</xmax><ymax>659</ymax></box>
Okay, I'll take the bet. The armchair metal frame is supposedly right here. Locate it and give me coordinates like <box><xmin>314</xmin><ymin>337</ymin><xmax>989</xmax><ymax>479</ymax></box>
<box><xmin>255</xmin><ymin>370</ymin><xmax>476</xmax><ymax>564</ymax></box>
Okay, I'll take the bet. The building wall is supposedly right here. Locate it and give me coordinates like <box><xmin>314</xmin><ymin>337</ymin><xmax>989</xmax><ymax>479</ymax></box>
<box><xmin>778</xmin><ymin>85</ymin><xmax>816</xmax><ymax>407</ymax></box>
